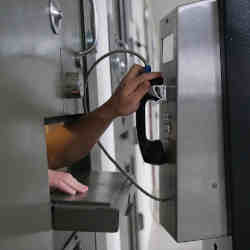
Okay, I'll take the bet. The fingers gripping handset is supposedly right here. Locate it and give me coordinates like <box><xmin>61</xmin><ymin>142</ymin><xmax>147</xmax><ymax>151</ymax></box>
<box><xmin>136</xmin><ymin>65</ymin><xmax>168</xmax><ymax>165</ymax></box>
<box><xmin>107</xmin><ymin>64</ymin><xmax>162</xmax><ymax>117</ymax></box>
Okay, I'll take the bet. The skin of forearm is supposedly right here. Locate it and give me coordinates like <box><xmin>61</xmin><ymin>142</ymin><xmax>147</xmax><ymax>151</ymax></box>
<box><xmin>46</xmin><ymin>65</ymin><xmax>161</xmax><ymax>170</ymax></box>
<box><xmin>46</xmin><ymin>100</ymin><xmax>117</xmax><ymax>169</ymax></box>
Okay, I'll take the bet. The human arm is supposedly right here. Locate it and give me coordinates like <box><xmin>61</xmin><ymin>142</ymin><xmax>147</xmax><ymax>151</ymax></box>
<box><xmin>46</xmin><ymin>64</ymin><xmax>161</xmax><ymax>170</ymax></box>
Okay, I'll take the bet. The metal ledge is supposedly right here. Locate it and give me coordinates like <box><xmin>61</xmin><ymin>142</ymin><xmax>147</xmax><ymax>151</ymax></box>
<box><xmin>51</xmin><ymin>171</ymin><xmax>134</xmax><ymax>232</ymax></box>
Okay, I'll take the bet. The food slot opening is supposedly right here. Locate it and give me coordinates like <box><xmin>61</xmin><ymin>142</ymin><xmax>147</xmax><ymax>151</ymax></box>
<box><xmin>44</xmin><ymin>114</ymin><xmax>91</xmax><ymax>195</ymax></box>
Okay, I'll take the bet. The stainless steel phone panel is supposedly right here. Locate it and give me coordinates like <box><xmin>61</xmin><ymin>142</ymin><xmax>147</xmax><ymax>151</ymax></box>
<box><xmin>159</xmin><ymin>8</ymin><xmax>178</xmax><ymax>239</ymax></box>
<box><xmin>159</xmin><ymin>0</ymin><xmax>228</xmax><ymax>242</ymax></box>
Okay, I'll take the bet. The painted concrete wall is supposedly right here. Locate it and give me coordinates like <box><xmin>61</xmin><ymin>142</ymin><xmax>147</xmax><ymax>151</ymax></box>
<box><xmin>89</xmin><ymin>1</ymin><xmax>120</xmax><ymax>250</ymax></box>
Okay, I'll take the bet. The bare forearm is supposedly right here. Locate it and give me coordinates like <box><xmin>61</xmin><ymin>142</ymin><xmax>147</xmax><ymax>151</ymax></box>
<box><xmin>47</xmin><ymin>100</ymin><xmax>116</xmax><ymax>169</ymax></box>
<box><xmin>46</xmin><ymin>65</ymin><xmax>161</xmax><ymax>170</ymax></box>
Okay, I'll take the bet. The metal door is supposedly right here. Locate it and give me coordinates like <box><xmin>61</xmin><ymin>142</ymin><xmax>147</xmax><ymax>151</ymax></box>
<box><xmin>0</xmin><ymin>0</ymin><xmax>63</xmax><ymax>249</ymax></box>
<box><xmin>59</xmin><ymin>0</ymin><xmax>85</xmax><ymax>116</ymax></box>
<box><xmin>52</xmin><ymin>0</ymin><xmax>95</xmax><ymax>248</ymax></box>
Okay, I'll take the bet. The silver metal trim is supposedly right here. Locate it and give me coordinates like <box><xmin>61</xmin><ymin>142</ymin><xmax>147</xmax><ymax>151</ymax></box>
<box><xmin>77</xmin><ymin>0</ymin><xmax>98</xmax><ymax>56</ymax></box>
<box><xmin>49</xmin><ymin>0</ymin><xmax>63</xmax><ymax>35</ymax></box>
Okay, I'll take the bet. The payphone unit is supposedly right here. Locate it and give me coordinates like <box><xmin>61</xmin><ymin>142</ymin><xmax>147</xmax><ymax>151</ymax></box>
<box><xmin>137</xmin><ymin>0</ymin><xmax>230</xmax><ymax>243</ymax></box>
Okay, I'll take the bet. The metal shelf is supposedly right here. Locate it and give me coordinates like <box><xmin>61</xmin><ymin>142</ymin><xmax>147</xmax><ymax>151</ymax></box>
<box><xmin>51</xmin><ymin>171</ymin><xmax>134</xmax><ymax>232</ymax></box>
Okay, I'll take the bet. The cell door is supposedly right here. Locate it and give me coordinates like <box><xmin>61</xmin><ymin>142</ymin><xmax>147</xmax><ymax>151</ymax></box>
<box><xmin>0</xmin><ymin>0</ymin><xmax>62</xmax><ymax>249</ymax></box>
<box><xmin>0</xmin><ymin>0</ymin><xmax>87</xmax><ymax>249</ymax></box>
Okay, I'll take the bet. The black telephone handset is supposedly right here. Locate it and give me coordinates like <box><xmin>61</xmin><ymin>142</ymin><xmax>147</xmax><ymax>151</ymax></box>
<box><xmin>136</xmin><ymin>66</ymin><xmax>168</xmax><ymax>165</ymax></box>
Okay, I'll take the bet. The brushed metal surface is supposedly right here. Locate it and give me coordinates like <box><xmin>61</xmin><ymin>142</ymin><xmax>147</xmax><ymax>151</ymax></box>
<box><xmin>77</xmin><ymin>0</ymin><xmax>98</xmax><ymax>56</ymax></box>
<box><xmin>60</xmin><ymin>0</ymin><xmax>85</xmax><ymax>115</ymax></box>
<box><xmin>51</xmin><ymin>171</ymin><xmax>133</xmax><ymax>232</ymax></box>
<box><xmin>159</xmin><ymin>7</ymin><xmax>178</xmax><ymax>239</ymax></box>
<box><xmin>159</xmin><ymin>0</ymin><xmax>228</xmax><ymax>242</ymax></box>
<box><xmin>0</xmin><ymin>0</ymin><xmax>62</xmax><ymax>249</ymax></box>
<box><xmin>0</xmin><ymin>0</ymin><xmax>86</xmax><ymax>249</ymax></box>
<box><xmin>177</xmin><ymin>0</ymin><xmax>227</xmax><ymax>241</ymax></box>
<box><xmin>51</xmin><ymin>171</ymin><xmax>130</xmax><ymax>208</ymax></box>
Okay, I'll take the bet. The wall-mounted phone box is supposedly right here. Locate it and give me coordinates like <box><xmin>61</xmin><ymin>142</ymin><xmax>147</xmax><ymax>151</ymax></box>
<box><xmin>157</xmin><ymin>0</ymin><xmax>229</xmax><ymax>242</ymax></box>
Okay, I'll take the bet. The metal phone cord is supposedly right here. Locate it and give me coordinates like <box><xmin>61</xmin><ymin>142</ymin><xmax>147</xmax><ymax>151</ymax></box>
<box><xmin>84</xmin><ymin>49</ymin><xmax>172</xmax><ymax>202</ymax></box>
